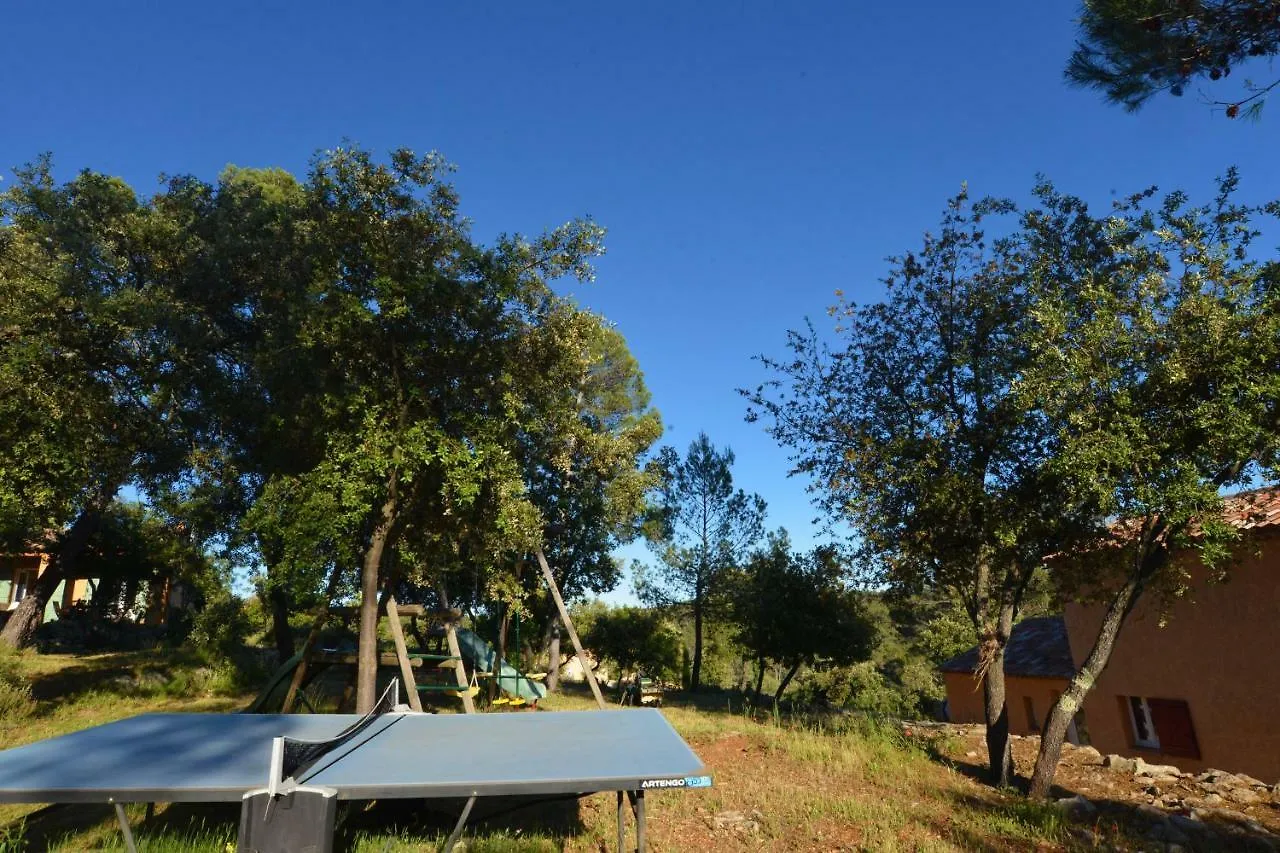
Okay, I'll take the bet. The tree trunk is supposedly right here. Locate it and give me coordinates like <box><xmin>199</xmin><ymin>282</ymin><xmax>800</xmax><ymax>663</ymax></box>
<box><xmin>546</xmin><ymin>619</ymin><xmax>561</xmax><ymax>693</ymax></box>
<box><xmin>1029</xmin><ymin>570</ymin><xmax>1148</xmax><ymax>798</ymax></box>
<box><xmin>982</xmin><ymin>604</ymin><xmax>1016</xmax><ymax>788</ymax></box>
<box><xmin>691</xmin><ymin>595</ymin><xmax>704</xmax><ymax>691</ymax></box>
<box><xmin>773</xmin><ymin>661</ymin><xmax>801</xmax><ymax>704</ymax></box>
<box><xmin>496</xmin><ymin>603</ymin><xmax>510</xmax><ymax>699</ymax></box>
<box><xmin>356</xmin><ymin>489</ymin><xmax>399</xmax><ymax>714</ymax></box>
<box><xmin>753</xmin><ymin>655</ymin><xmax>766</xmax><ymax>705</ymax></box>
<box><xmin>1</xmin><ymin>496</ymin><xmax>111</xmax><ymax>649</ymax></box>
<box><xmin>269</xmin><ymin>585</ymin><xmax>294</xmax><ymax>661</ymax></box>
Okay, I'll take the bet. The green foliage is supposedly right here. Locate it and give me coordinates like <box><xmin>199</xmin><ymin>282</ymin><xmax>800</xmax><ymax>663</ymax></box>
<box><xmin>746</xmin><ymin>184</ymin><xmax>1098</xmax><ymax>732</ymax></box>
<box><xmin>792</xmin><ymin>661</ymin><xmax>916</xmax><ymax>718</ymax></box>
<box><xmin>582</xmin><ymin>605</ymin><xmax>682</xmax><ymax>681</ymax></box>
<box><xmin>1024</xmin><ymin>172</ymin><xmax>1280</xmax><ymax>610</ymax></box>
<box><xmin>732</xmin><ymin>532</ymin><xmax>876</xmax><ymax>701</ymax></box>
<box><xmin>1066</xmin><ymin>0</ymin><xmax>1280</xmax><ymax>115</ymax></box>
<box><xmin>187</xmin><ymin>594</ymin><xmax>252</xmax><ymax>662</ymax></box>
<box><xmin>635</xmin><ymin>432</ymin><xmax>765</xmax><ymax>690</ymax></box>
<box><xmin>1</xmin><ymin>146</ymin><xmax>660</xmax><ymax>670</ymax></box>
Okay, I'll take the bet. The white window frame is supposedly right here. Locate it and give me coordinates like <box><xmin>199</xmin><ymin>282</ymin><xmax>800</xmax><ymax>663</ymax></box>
<box><xmin>1127</xmin><ymin>696</ymin><xmax>1161</xmax><ymax>749</ymax></box>
<box><xmin>13</xmin><ymin>568</ymin><xmax>35</xmax><ymax>604</ymax></box>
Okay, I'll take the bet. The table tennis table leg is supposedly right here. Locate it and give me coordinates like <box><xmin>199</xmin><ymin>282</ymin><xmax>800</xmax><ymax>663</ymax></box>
<box><xmin>617</xmin><ymin>791</ymin><xmax>625</xmax><ymax>851</ymax></box>
<box><xmin>635</xmin><ymin>789</ymin><xmax>645</xmax><ymax>850</ymax></box>
<box><xmin>440</xmin><ymin>794</ymin><xmax>476</xmax><ymax>853</ymax></box>
<box><xmin>624</xmin><ymin>790</ymin><xmax>645</xmax><ymax>851</ymax></box>
<box><xmin>112</xmin><ymin>802</ymin><xmax>138</xmax><ymax>853</ymax></box>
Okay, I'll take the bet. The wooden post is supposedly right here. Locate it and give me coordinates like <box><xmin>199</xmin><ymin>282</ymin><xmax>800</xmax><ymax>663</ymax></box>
<box><xmin>535</xmin><ymin>548</ymin><xmax>606</xmax><ymax>709</ymax></box>
<box><xmin>437</xmin><ymin>582</ymin><xmax>476</xmax><ymax>714</ymax></box>
<box><xmin>385</xmin><ymin>595</ymin><xmax>423</xmax><ymax>713</ymax></box>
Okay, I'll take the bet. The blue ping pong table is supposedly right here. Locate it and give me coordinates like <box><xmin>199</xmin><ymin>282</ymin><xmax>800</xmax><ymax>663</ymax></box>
<box><xmin>0</xmin><ymin>706</ymin><xmax>712</xmax><ymax>852</ymax></box>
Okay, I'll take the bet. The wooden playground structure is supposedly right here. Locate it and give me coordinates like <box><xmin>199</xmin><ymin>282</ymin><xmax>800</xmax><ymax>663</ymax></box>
<box><xmin>252</xmin><ymin>549</ymin><xmax>607</xmax><ymax>716</ymax></box>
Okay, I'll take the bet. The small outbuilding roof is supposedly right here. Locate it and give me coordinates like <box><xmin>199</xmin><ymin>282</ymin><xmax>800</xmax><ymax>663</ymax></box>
<box><xmin>940</xmin><ymin>615</ymin><xmax>1075</xmax><ymax>680</ymax></box>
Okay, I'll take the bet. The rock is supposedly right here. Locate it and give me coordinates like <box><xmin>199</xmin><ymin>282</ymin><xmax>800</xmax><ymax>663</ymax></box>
<box><xmin>964</xmin><ymin>750</ymin><xmax>978</xmax><ymax>758</ymax></box>
<box><xmin>1137</xmin><ymin>763</ymin><xmax>1183</xmax><ymax>778</ymax></box>
<box><xmin>1136</xmin><ymin>803</ymin><xmax>1168</xmax><ymax>822</ymax></box>
<box><xmin>1105</xmin><ymin>754</ymin><xmax>1140</xmax><ymax>773</ymax></box>
<box><xmin>1146</xmin><ymin>819</ymin><xmax>1190</xmax><ymax>845</ymax></box>
<box><xmin>1227</xmin><ymin>787</ymin><xmax>1262</xmax><ymax>806</ymax></box>
<box><xmin>1153</xmin><ymin>774</ymin><xmax>1181</xmax><ymax>785</ymax></box>
<box><xmin>1077</xmin><ymin>745</ymin><xmax>1102</xmax><ymax>762</ymax></box>
<box><xmin>1203</xmin><ymin>793</ymin><xmax>1224</xmax><ymax>806</ymax></box>
<box><xmin>1169</xmin><ymin>814</ymin><xmax>1208</xmax><ymax>836</ymax></box>
<box><xmin>1054</xmin><ymin>794</ymin><xmax>1097</xmax><ymax>819</ymax></box>
<box><xmin>711</xmin><ymin>810</ymin><xmax>761</xmax><ymax>835</ymax></box>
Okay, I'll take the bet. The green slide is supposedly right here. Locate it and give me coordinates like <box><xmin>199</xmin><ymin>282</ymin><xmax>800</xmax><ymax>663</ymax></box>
<box><xmin>454</xmin><ymin>627</ymin><xmax>547</xmax><ymax>703</ymax></box>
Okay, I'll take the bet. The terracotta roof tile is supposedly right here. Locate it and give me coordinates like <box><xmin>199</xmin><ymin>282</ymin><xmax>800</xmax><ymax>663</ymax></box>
<box><xmin>1221</xmin><ymin>486</ymin><xmax>1280</xmax><ymax>531</ymax></box>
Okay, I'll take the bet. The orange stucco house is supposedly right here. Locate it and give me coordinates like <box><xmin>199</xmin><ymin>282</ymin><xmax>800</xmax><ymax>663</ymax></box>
<box><xmin>0</xmin><ymin>551</ymin><xmax>94</xmax><ymax>624</ymax></box>
<box><xmin>941</xmin><ymin>616</ymin><xmax>1078</xmax><ymax>739</ymax></box>
<box><xmin>1064</xmin><ymin>487</ymin><xmax>1280</xmax><ymax>781</ymax></box>
<box><xmin>943</xmin><ymin>486</ymin><xmax>1280</xmax><ymax>781</ymax></box>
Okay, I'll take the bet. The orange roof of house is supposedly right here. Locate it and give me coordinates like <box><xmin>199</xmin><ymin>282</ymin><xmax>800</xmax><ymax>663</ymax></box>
<box><xmin>1220</xmin><ymin>486</ymin><xmax>1280</xmax><ymax>531</ymax></box>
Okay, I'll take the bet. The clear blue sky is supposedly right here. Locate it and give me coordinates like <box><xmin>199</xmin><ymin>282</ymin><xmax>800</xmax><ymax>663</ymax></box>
<box><xmin>4</xmin><ymin>2</ymin><xmax>1274</xmax><ymax>602</ymax></box>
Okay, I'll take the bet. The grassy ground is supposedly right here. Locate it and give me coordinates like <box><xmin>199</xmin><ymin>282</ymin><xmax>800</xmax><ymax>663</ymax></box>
<box><xmin>0</xmin><ymin>649</ymin><xmax>1110</xmax><ymax>852</ymax></box>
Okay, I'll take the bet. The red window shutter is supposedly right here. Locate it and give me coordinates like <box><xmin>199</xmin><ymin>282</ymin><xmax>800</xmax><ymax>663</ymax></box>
<box><xmin>1147</xmin><ymin>699</ymin><xmax>1200</xmax><ymax>760</ymax></box>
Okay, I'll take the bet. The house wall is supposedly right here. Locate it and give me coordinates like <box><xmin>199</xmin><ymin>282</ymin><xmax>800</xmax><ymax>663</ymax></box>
<box><xmin>944</xmin><ymin>672</ymin><xmax>1070</xmax><ymax>736</ymax></box>
<box><xmin>1064</xmin><ymin>534</ymin><xmax>1280</xmax><ymax>780</ymax></box>
<box><xmin>3</xmin><ymin>554</ymin><xmax>92</xmax><ymax>621</ymax></box>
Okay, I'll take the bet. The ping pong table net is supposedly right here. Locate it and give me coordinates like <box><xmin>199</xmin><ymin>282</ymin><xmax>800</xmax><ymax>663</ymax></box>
<box><xmin>273</xmin><ymin>678</ymin><xmax>401</xmax><ymax>788</ymax></box>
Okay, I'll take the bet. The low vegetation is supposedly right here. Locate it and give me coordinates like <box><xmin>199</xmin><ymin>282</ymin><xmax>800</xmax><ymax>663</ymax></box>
<box><xmin>0</xmin><ymin>650</ymin><xmax>1124</xmax><ymax>852</ymax></box>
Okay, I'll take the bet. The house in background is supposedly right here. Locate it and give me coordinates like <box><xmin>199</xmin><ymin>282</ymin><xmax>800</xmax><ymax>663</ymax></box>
<box><xmin>941</xmin><ymin>615</ymin><xmax>1079</xmax><ymax>741</ymax></box>
<box><xmin>1065</xmin><ymin>486</ymin><xmax>1280</xmax><ymax>781</ymax></box>
<box><xmin>942</xmin><ymin>486</ymin><xmax>1280</xmax><ymax>781</ymax></box>
<box><xmin>0</xmin><ymin>550</ymin><xmax>93</xmax><ymax>624</ymax></box>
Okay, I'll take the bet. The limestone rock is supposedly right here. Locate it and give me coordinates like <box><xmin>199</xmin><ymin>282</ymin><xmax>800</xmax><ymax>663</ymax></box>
<box><xmin>1136</xmin><ymin>803</ymin><xmax>1168</xmax><ymax>822</ymax></box>
<box><xmin>1227</xmin><ymin>787</ymin><xmax>1262</xmax><ymax>806</ymax></box>
<box><xmin>1054</xmin><ymin>794</ymin><xmax>1097</xmax><ymax>819</ymax></box>
<box><xmin>1146</xmin><ymin>818</ymin><xmax>1191</xmax><ymax>845</ymax></box>
<box><xmin>1168</xmin><ymin>814</ymin><xmax>1208</xmax><ymax>836</ymax></box>
<box><xmin>1105</xmin><ymin>754</ymin><xmax>1140</xmax><ymax>773</ymax></box>
<box><xmin>1137</xmin><ymin>762</ymin><xmax>1183</xmax><ymax>778</ymax></box>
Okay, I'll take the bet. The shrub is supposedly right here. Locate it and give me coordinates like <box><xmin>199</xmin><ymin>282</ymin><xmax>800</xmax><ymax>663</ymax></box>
<box><xmin>792</xmin><ymin>661</ymin><xmax>919</xmax><ymax>719</ymax></box>
<box><xmin>188</xmin><ymin>595</ymin><xmax>252</xmax><ymax>661</ymax></box>
<box><xmin>33</xmin><ymin>604</ymin><xmax>167</xmax><ymax>652</ymax></box>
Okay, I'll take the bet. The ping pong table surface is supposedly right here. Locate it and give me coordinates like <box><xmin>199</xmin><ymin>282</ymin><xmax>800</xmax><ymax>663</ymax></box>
<box><xmin>0</xmin><ymin>708</ymin><xmax>711</xmax><ymax>851</ymax></box>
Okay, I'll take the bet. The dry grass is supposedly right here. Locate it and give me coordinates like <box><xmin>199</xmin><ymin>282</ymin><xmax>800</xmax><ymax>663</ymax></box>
<box><xmin>0</xmin><ymin>652</ymin><xmax>1090</xmax><ymax>851</ymax></box>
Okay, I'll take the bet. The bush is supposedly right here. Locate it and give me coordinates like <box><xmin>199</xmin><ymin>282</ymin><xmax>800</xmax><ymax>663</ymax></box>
<box><xmin>584</xmin><ymin>606</ymin><xmax>682</xmax><ymax>682</ymax></box>
<box><xmin>187</xmin><ymin>595</ymin><xmax>252</xmax><ymax>661</ymax></box>
<box><xmin>34</xmin><ymin>604</ymin><xmax>167</xmax><ymax>652</ymax></box>
<box><xmin>792</xmin><ymin>661</ymin><xmax>920</xmax><ymax>719</ymax></box>
<box><xmin>0</xmin><ymin>646</ymin><xmax>35</xmax><ymax>720</ymax></box>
